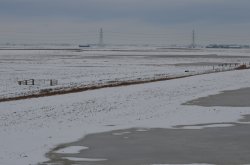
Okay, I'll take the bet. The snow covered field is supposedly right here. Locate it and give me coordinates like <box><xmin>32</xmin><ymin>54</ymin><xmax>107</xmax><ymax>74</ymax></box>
<box><xmin>1</xmin><ymin>48</ymin><xmax>250</xmax><ymax>164</ymax></box>
<box><xmin>1</xmin><ymin>48</ymin><xmax>250</xmax><ymax>99</ymax></box>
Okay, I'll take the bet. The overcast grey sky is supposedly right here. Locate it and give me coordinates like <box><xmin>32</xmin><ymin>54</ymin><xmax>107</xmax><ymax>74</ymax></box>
<box><xmin>1</xmin><ymin>0</ymin><xmax>250</xmax><ymax>45</ymax></box>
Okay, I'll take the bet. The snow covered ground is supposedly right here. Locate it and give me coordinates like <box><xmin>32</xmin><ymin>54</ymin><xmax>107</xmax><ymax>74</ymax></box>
<box><xmin>1</xmin><ymin>48</ymin><xmax>250</xmax><ymax>165</ymax></box>
<box><xmin>1</xmin><ymin>48</ymin><xmax>250</xmax><ymax>99</ymax></box>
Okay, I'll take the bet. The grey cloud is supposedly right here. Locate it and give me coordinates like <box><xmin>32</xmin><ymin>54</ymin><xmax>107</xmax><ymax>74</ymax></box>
<box><xmin>1</xmin><ymin>0</ymin><xmax>250</xmax><ymax>24</ymax></box>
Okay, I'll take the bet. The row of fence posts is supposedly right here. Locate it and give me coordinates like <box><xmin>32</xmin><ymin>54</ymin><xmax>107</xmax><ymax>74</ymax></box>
<box><xmin>212</xmin><ymin>62</ymin><xmax>250</xmax><ymax>71</ymax></box>
<box><xmin>18</xmin><ymin>79</ymin><xmax>58</xmax><ymax>86</ymax></box>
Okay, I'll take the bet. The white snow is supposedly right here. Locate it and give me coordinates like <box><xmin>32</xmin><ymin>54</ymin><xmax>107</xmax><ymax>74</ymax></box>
<box><xmin>1</xmin><ymin>48</ymin><xmax>250</xmax><ymax>165</ymax></box>
<box><xmin>62</xmin><ymin>157</ymin><xmax>107</xmax><ymax>162</ymax></box>
<box><xmin>112</xmin><ymin>131</ymin><xmax>131</xmax><ymax>136</ymax></box>
<box><xmin>1</xmin><ymin>48</ymin><xmax>249</xmax><ymax>99</ymax></box>
<box><xmin>136</xmin><ymin>128</ymin><xmax>149</xmax><ymax>132</ymax></box>
<box><xmin>54</xmin><ymin>146</ymin><xmax>88</xmax><ymax>154</ymax></box>
<box><xmin>180</xmin><ymin>124</ymin><xmax>235</xmax><ymax>129</ymax></box>
<box><xmin>152</xmin><ymin>164</ymin><xmax>214</xmax><ymax>165</ymax></box>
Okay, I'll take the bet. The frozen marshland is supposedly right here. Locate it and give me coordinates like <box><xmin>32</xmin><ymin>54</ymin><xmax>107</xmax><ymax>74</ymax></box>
<box><xmin>1</xmin><ymin>47</ymin><xmax>250</xmax><ymax>164</ymax></box>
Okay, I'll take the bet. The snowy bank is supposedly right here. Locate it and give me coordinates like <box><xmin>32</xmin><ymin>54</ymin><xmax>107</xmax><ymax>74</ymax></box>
<box><xmin>1</xmin><ymin>69</ymin><xmax>250</xmax><ymax>164</ymax></box>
